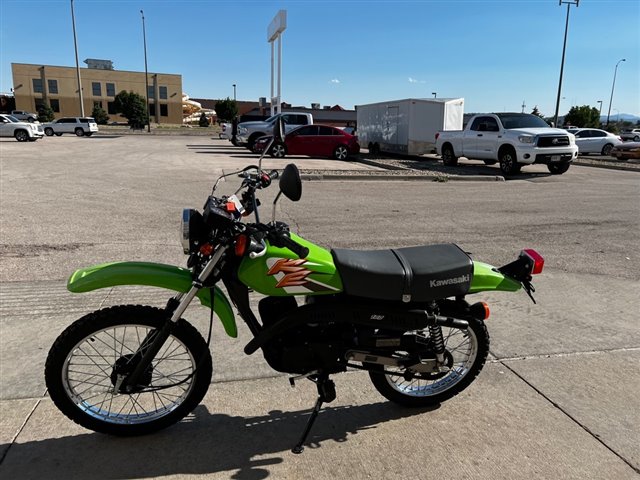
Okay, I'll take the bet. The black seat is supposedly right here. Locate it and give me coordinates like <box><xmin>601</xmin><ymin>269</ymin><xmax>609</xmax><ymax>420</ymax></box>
<box><xmin>331</xmin><ymin>244</ymin><xmax>473</xmax><ymax>302</ymax></box>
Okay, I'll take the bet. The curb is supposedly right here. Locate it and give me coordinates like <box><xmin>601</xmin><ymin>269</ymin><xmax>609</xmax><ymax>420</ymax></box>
<box><xmin>573</xmin><ymin>161</ymin><xmax>640</xmax><ymax>173</ymax></box>
<box><xmin>301</xmin><ymin>174</ymin><xmax>505</xmax><ymax>182</ymax></box>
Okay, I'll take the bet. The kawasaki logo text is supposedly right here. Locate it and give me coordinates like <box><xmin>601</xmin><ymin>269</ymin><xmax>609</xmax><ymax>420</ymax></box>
<box><xmin>429</xmin><ymin>275</ymin><xmax>470</xmax><ymax>288</ymax></box>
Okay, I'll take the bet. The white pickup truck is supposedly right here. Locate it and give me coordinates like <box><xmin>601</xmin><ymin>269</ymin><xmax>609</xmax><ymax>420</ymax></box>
<box><xmin>236</xmin><ymin>112</ymin><xmax>313</xmax><ymax>150</ymax></box>
<box><xmin>435</xmin><ymin>113</ymin><xmax>578</xmax><ymax>175</ymax></box>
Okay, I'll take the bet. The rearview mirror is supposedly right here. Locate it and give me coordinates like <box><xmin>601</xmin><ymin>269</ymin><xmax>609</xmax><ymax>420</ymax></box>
<box><xmin>279</xmin><ymin>163</ymin><xmax>302</xmax><ymax>202</ymax></box>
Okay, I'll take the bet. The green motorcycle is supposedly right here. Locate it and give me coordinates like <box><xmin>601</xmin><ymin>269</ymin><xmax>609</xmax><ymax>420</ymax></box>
<box><xmin>45</xmin><ymin>122</ymin><xmax>544</xmax><ymax>453</ymax></box>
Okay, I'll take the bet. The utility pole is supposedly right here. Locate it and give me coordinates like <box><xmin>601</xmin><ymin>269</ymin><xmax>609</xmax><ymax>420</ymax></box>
<box><xmin>553</xmin><ymin>0</ymin><xmax>579</xmax><ymax>128</ymax></box>
<box><xmin>606</xmin><ymin>59</ymin><xmax>626</xmax><ymax>127</ymax></box>
<box><xmin>521</xmin><ymin>100</ymin><xmax>526</xmax><ymax>113</ymax></box>
<box><xmin>141</xmin><ymin>10</ymin><xmax>151</xmax><ymax>132</ymax></box>
<box><xmin>70</xmin><ymin>0</ymin><xmax>84</xmax><ymax>116</ymax></box>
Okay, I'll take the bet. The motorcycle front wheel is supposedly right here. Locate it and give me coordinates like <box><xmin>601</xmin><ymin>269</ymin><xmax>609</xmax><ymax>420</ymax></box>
<box><xmin>45</xmin><ymin>305</ymin><xmax>212</xmax><ymax>436</ymax></box>
<box><xmin>368</xmin><ymin>317</ymin><xmax>489</xmax><ymax>407</ymax></box>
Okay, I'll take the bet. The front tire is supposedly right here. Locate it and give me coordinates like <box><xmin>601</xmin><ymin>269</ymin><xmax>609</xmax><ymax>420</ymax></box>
<box><xmin>44</xmin><ymin>127</ymin><xmax>54</xmax><ymax>136</ymax></box>
<box><xmin>369</xmin><ymin>317</ymin><xmax>489</xmax><ymax>407</ymax></box>
<box><xmin>45</xmin><ymin>305</ymin><xmax>212</xmax><ymax>436</ymax></box>
<box><xmin>270</xmin><ymin>142</ymin><xmax>287</xmax><ymax>158</ymax></box>
<box><xmin>75</xmin><ymin>128</ymin><xmax>85</xmax><ymax>137</ymax></box>
<box><xmin>441</xmin><ymin>144</ymin><xmax>458</xmax><ymax>166</ymax></box>
<box><xmin>499</xmin><ymin>148</ymin><xmax>521</xmax><ymax>175</ymax></box>
<box><xmin>14</xmin><ymin>130</ymin><xmax>29</xmax><ymax>142</ymax></box>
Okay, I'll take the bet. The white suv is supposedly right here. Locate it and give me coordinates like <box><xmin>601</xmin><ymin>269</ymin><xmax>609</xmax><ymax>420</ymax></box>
<box><xmin>43</xmin><ymin>117</ymin><xmax>99</xmax><ymax>137</ymax></box>
<box><xmin>0</xmin><ymin>114</ymin><xmax>44</xmax><ymax>141</ymax></box>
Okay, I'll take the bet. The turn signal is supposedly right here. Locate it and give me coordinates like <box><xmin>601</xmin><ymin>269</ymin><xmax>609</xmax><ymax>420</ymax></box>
<box><xmin>235</xmin><ymin>234</ymin><xmax>247</xmax><ymax>257</ymax></box>
<box><xmin>523</xmin><ymin>249</ymin><xmax>544</xmax><ymax>274</ymax></box>
<box><xmin>470</xmin><ymin>302</ymin><xmax>490</xmax><ymax>320</ymax></box>
<box><xmin>199</xmin><ymin>243</ymin><xmax>214</xmax><ymax>256</ymax></box>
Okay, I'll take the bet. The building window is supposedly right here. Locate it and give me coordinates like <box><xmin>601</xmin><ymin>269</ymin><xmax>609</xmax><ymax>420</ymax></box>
<box><xmin>50</xmin><ymin>99</ymin><xmax>60</xmax><ymax>113</ymax></box>
<box><xmin>147</xmin><ymin>85</ymin><xmax>154</xmax><ymax>99</ymax></box>
<box><xmin>33</xmin><ymin>78</ymin><xmax>43</xmax><ymax>93</ymax></box>
<box><xmin>107</xmin><ymin>102</ymin><xmax>117</xmax><ymax>115</ymax></box>
<box><xmin>48</xmin><ymin>79</ymin><xmax>58</xmax><ymax>94</ymax></box>
<box><xmin>106</xmin><ymin>83</ymin><xmax>115</xmax><ymax>97</ymax></box>
<box><xmin>159</xmin><ymin>86</ymin><xmax>167</xmax><ymax>100</ymax></box>
<box><xmin>149</xmin><ymin>103</ymin><xmax>156</xmax><ymax>116</ymax></box>
<box><xmin>160</xmin><ymin>104</ymin><xmax>168</xmax><ymax>117</ymax></box>
<box><xmin>94</xmin><ymin>101</ymin><xmax>103</xmax><ymax>109</ymax></box>
<box><xmin>34</xmin><ymin>99</ymin><xmax>45</xmax><ymax>112</ymax></box>
<box><xmin>92</xmin><ymin>82</ymin><xmax>101</xmax><ymax>96</ymax></box>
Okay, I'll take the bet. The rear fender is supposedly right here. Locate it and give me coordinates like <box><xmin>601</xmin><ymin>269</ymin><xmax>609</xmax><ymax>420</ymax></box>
<box><xmin>67</xmin><ymin>261</ymin><xmax>237</xmax><ymax>337</ymax></box>
<box><xmin>469</xmin><ymin>261</ymin><xmax>521</xmax><ymax>293</ymax></box>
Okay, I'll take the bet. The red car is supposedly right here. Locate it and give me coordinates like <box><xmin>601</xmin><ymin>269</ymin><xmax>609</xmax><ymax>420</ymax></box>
<box><xmin>254</xmin><ymin>125</ymin><xmax>360</xmax><ymax>160</ymax></box>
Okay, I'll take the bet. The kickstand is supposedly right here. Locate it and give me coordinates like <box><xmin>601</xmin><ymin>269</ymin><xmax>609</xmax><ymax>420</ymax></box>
<box><xmin>291</xmin><ymin>374</ymin><xmax>336</xmax><ymax>454</ymax></box>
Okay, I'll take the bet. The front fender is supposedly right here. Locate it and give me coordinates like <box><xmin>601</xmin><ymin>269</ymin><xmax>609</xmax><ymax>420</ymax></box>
<box><xmin>67</xmin><ymin>261</ymin><xmax>237</xmax><ymax>338</ymax></box>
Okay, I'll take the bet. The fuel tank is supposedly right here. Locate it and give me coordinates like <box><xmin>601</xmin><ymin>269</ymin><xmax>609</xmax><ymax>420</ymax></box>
<box><xmin>238</xmin><ymin>233</ymin><xmax>344</xmax><ymax>296</ymax></box>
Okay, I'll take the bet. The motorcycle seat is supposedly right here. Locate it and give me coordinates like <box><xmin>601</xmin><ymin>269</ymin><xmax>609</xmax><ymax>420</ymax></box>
<box><xmin>331</xmin><ymin>243</ymin><xmax>473</xmax><ymax>302</ymax></box>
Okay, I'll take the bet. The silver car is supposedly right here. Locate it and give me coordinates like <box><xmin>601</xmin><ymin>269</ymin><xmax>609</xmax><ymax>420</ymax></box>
<box><xmin>572</xmin><ymin>128</ymin><xmax>622</xmax><ymax>156</ymax></box>
<box><xmin>43</xmin><ymin>117</ymin><xmax>99</xmax><ymax>137</ymax></box>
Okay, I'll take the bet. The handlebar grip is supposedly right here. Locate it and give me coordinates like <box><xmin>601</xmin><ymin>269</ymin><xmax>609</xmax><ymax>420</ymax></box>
<box><xmin>268</xmin><ymin>169</ymin><xmax>279</xmax><ymax>180</ymax></box>
<box><xmin>279</xmin><ymin>233</ymin><xmax>309</xmax><ymax>259</ymax></box>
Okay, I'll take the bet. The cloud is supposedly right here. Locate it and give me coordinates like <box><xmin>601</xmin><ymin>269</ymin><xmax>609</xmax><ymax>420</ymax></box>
<box><xmin>329</xmin><ymin>78</ymin><xmax>340</xmax><ymax>84</ymax></box>
<box><xmin>408</xmin><ymin>77</ymin><xmax>426</xmax><ymax>84</ymax></box>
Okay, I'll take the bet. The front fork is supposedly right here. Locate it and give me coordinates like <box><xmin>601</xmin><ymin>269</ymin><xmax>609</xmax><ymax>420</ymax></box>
<box><xmin>122</xmin><ymin>246</ymin><xmax>228</xmax><ymax>392</ymax></box>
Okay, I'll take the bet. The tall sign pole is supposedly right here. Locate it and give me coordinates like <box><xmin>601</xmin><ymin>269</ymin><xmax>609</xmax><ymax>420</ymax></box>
<box><xmin>553</xmin><ymin>0</ymin><xmax>579</xmax><ymax>128</ymax></box>
<box><xmin>70</xmin><ymin>0</ymin><xmax>84</xmax><ymax>116</ymax></box>
<box><xmin>141</xmin><ymin>10</ymin><xmax>151</xmax><ymax>132</ymax></box>
<box><xmin>268</xmin><ymin>10</ymin><xmax>286</xmax><ymax>116</ymax></box>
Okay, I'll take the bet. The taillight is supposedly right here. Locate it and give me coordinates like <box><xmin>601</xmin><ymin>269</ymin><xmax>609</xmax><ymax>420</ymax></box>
<box><xmin>522</xmin><ymin>249</ymin><xmax>544</xmax><ymax>274</ymax></box>
<box><xmin>435</xmin><ymin>132</ymin><xmax>440</xmax><ymax>140</ymax></box>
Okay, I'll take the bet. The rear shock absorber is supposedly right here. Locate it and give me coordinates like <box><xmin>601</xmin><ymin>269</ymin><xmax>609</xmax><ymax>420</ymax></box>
<box><xmin>428</xmin><ymin>324</ymin><xmax>446</xmax><ymax>364</ymax></box>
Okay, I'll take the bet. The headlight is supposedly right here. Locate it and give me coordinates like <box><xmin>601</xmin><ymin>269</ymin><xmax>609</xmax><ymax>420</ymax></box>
<box><xmin>518</xmin><ymin>135</ymin><xmax>536</xmax><ymax>144</ymax></box>
<box><xmin>238</xmin><ymin>126</ymin><xmax>247</xmax><ymax>135</ymax></box>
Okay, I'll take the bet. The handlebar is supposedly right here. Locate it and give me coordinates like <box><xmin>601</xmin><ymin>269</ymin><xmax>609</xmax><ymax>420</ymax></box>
<box><xmin>276</xmin><ymin>232</ymin><xmax>309</xmax><ymax>259</ymax></box>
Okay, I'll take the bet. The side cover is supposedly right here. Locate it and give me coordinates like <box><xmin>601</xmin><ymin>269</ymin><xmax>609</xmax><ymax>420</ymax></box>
<box><xmin>67</xmin><ymin>261</ymin><xmax>237</xmax><ymax>337</ymax></box>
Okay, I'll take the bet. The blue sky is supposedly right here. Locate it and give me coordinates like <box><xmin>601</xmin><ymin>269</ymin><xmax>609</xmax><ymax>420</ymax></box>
<box><xmin>1</xmin><ymin>0</ymin><xmax>639</xmax><ymax>117</ymax></box>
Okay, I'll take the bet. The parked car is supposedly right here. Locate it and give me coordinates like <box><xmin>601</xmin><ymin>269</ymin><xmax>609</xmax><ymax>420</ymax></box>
<box><xmin>610</xmin><ymin>142</ymin><xmax>640</xmax><ymax>160</ymax></box>
<box><xmin>254</xmin><ymin>124</ymin><xmax>360</xmax><ymax>160</ymax></box>
<box><xmin>620</xmin><ymin>129</ymin><xmax>640</xmax><ymax>142</ymax></box>
<box><xmin>572</xmin><ymin>128</ymin><xmax>622</xmax><ymax>156</ymax></box>
<box><xmin>237</xmin><ymin>112</ymin><xmax>313</xmax><ymax>150</ymax></box>
<box><xmin>0</xmin><ymin>114</ymin><xmax>44</xmax><ymax>141</ymax></box>
<box><xmin>11</xmin><ymin>110</ymin><xmax>38</xmax><ymax>122</ymax></box>
<box><xmin>43</xmin><ymin>117</ymin><xmax>99</xmax><ymax>137</ymax></box>
<box><xmin>219</xmin><ymin>122</ymin><xmax>232</xmax><ymax>140</ymax></box>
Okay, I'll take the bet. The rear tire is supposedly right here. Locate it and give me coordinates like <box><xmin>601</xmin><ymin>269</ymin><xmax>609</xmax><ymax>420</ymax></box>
<box><xmin>441</xmin><ymin>144</ymin><xmax>458</xmax><ymax>166</ymax></box>
<box><xmin>601</xmin><ymin>143</ymin><xmax>613</xmax><ymax>156</ymax></box>
<box><xmin>270</xmin><ymin>142</ymin><xmax>287</xmax><ymax>158</ymax></box>
<box><xmin>369</xmin><ymin>317</ymin><xmax>489</xmax><ymax>407</ymax></box>
<box><xmin>333</xmin><ymin>144</ymin><xmax>349</xmax><ymax>160</ymax></box>
<box><xmin>45</xmin><ymin>305</ymin><xmax>212</xmax><ymax>436</ymax></box>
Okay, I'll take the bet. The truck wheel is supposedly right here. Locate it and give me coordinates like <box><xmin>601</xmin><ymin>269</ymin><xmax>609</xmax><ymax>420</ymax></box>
<box><xmin>548</xmin><ymin>162</ymin><xmax>570</xmax><ymax>175</ymax></box>
<box><xmin>499</xmin><ymin>148</ymin><xmax>520</xmax><ymax>175</ymax></box>
<box><xmin>44</xmin><ymin>128</ymin><xmax>54</xmax><ymax>136</ymax></box>
<box><xmin>601</xmin><ymin>143</ymin><xmax>613</xmax><ymax>156</ymax></box>
<box><xmin>441</xmin><ymin>145</ymin><xmax>458</xmax><ymax>166</ymax></box>
<box><xmin>75</xmin><ymin>128</ymin><xmax>85</xmax><ymax>137</ymax></box>
<box><xmin>14</xmin><ymin>130</ymin><xmax>29</xmax><ymax>142</ymax></box>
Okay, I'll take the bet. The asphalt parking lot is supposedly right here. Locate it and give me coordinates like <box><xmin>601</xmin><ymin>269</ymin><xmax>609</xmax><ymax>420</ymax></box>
<box><xmin>1</xmin><ymin>135</ymin><xmax>639</xmax><ymax>479</ymax></box>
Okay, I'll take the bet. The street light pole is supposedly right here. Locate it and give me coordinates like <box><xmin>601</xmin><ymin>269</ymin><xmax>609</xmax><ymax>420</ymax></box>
<box><xmin>553</xmin><ymin>0</ymin><xmax>579</xmax><ymax>128</ymax></box>
<box><xmin>596</xmin><ymin>100</ymin><xmax>603</xmax><ymax>122</ymax></box>
<box><xmin>432</xmin><ymin>92</ymin><xmax>437</xmax><ymax>98</ymax></box>
<box><xmin>606</xmin><ymin>59</ymin><xmax>626</xmax><ymax>127</ymax></box>
<box><xmin>70</xmin><ymin>0</ymin><xmax>84</xmax><ymax>116</ymax></box>
<box><xmin>141</xmin><ymin>9</ymin><xmax>151</xmax><ymax>133</ymax></box>
<box><xmin>233</xmin><ymin>84</ymin><xmax>236</xmax><ymax>101</ymax></box>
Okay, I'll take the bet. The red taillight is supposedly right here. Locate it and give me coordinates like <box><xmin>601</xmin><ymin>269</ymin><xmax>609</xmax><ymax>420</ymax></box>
<box><xmin>435</xmin><ymin>132</ymin><xmax>440</xmax><ymax>140</ymax></box>
<box><xmin>523</xmin><ymin>249</ymin><xmax>544</xmax><ymax>274</ymax></box>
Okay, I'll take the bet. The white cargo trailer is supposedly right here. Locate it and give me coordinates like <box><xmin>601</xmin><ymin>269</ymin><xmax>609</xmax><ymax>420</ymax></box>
<box><xmin>356</xmin><ymin>98</ymin><xmax>464</xmax><ymax>155</ymax></box>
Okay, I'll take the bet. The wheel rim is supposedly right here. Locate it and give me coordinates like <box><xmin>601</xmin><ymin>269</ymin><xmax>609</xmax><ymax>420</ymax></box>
<box><xmin>45</xmin><ymin>128</ymin><xmax>53</xmax><ymax>136</ymax></box>
<box><xmin>16</xmin><ymin>131</ymin><xmax>27</xmax><ymax>141</ymax></box>
<box><xmin>383</xmin><ymin>327</ymin><xmax>478</xmax><ymax>397</ymax></box>
<box><xmin>603</xmin><ymin>144</ymin><xmax>612</xmax><ymax>156</ymax></box>
<box><xmin>75</xmin><ymin>129</ymin><xmax>83</xmax><ymax>136</ymax></box>
<box><xmin>501</xmin><ymin>153</ymin><xmax>514</xmax><ymax>172</ymax></box>
<box><xmin>443</xmin><ymin>149</ymin><xmax>452</xmax><ymax>163</ymax></box>
<box><xmin>61</xmin><ymin>324</ymin><xmax>197</xmax><ymax>424</ymax></box>
<box><xmin>273</xmin><ymin>144</ymin><xmax>285</xmax><ymax>157</ymax></box>
<box><xmin>336</xmin><ymin>146</ymin><xmax>348</xmax><ymax>159</ymax></box>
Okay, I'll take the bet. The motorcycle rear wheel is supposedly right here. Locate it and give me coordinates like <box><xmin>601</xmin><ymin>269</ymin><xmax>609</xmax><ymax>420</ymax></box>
<box><xmin>368</xmin><ymin>317</ymin><xmax>489</xmax><ymax>407</ymax></box>
<box><xmin>45</xmin><ymin>305</ymin><xmax>212</xmax><ymax>436</ymax></box>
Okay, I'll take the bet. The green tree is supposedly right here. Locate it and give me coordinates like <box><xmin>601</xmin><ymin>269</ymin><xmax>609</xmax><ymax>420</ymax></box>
<box><xmin>531</xmin><ymin>106</ymin><xmax>544</xmax><ymax>118</ymax></box>
<box><xmin>114</xmin><ymin>90</ymin><xmax>148</xmax><ymax>129</ymax></box>
<box><xmin>563</xmin><ymin>105</ymin><xmax>600</xmax><ymax>128</ymax></box>
<box><xmin>198</xmin><ymin>112</ymin><xmax>210</xmax><ymax>127</ymax></box>
<box><xmin>214</xmin><ymin>97</ymin><xmax>238</xmax><ymax>122</ymax></box>
<box><xmin>91</xmin><ymin>104</ymin><xmax>109</xmax><ymax>125</ymax></box>
<box><xmin>37</xmin><ymin>102</ymin><xmax>55</xmax><ymax>122</ymax></box>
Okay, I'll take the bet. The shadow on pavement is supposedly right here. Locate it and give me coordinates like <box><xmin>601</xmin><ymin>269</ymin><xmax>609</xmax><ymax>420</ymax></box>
<box><xmin>0</xmin><ymin>401</ymin><xmax>436</xmax><ymax>479</ymax></box>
